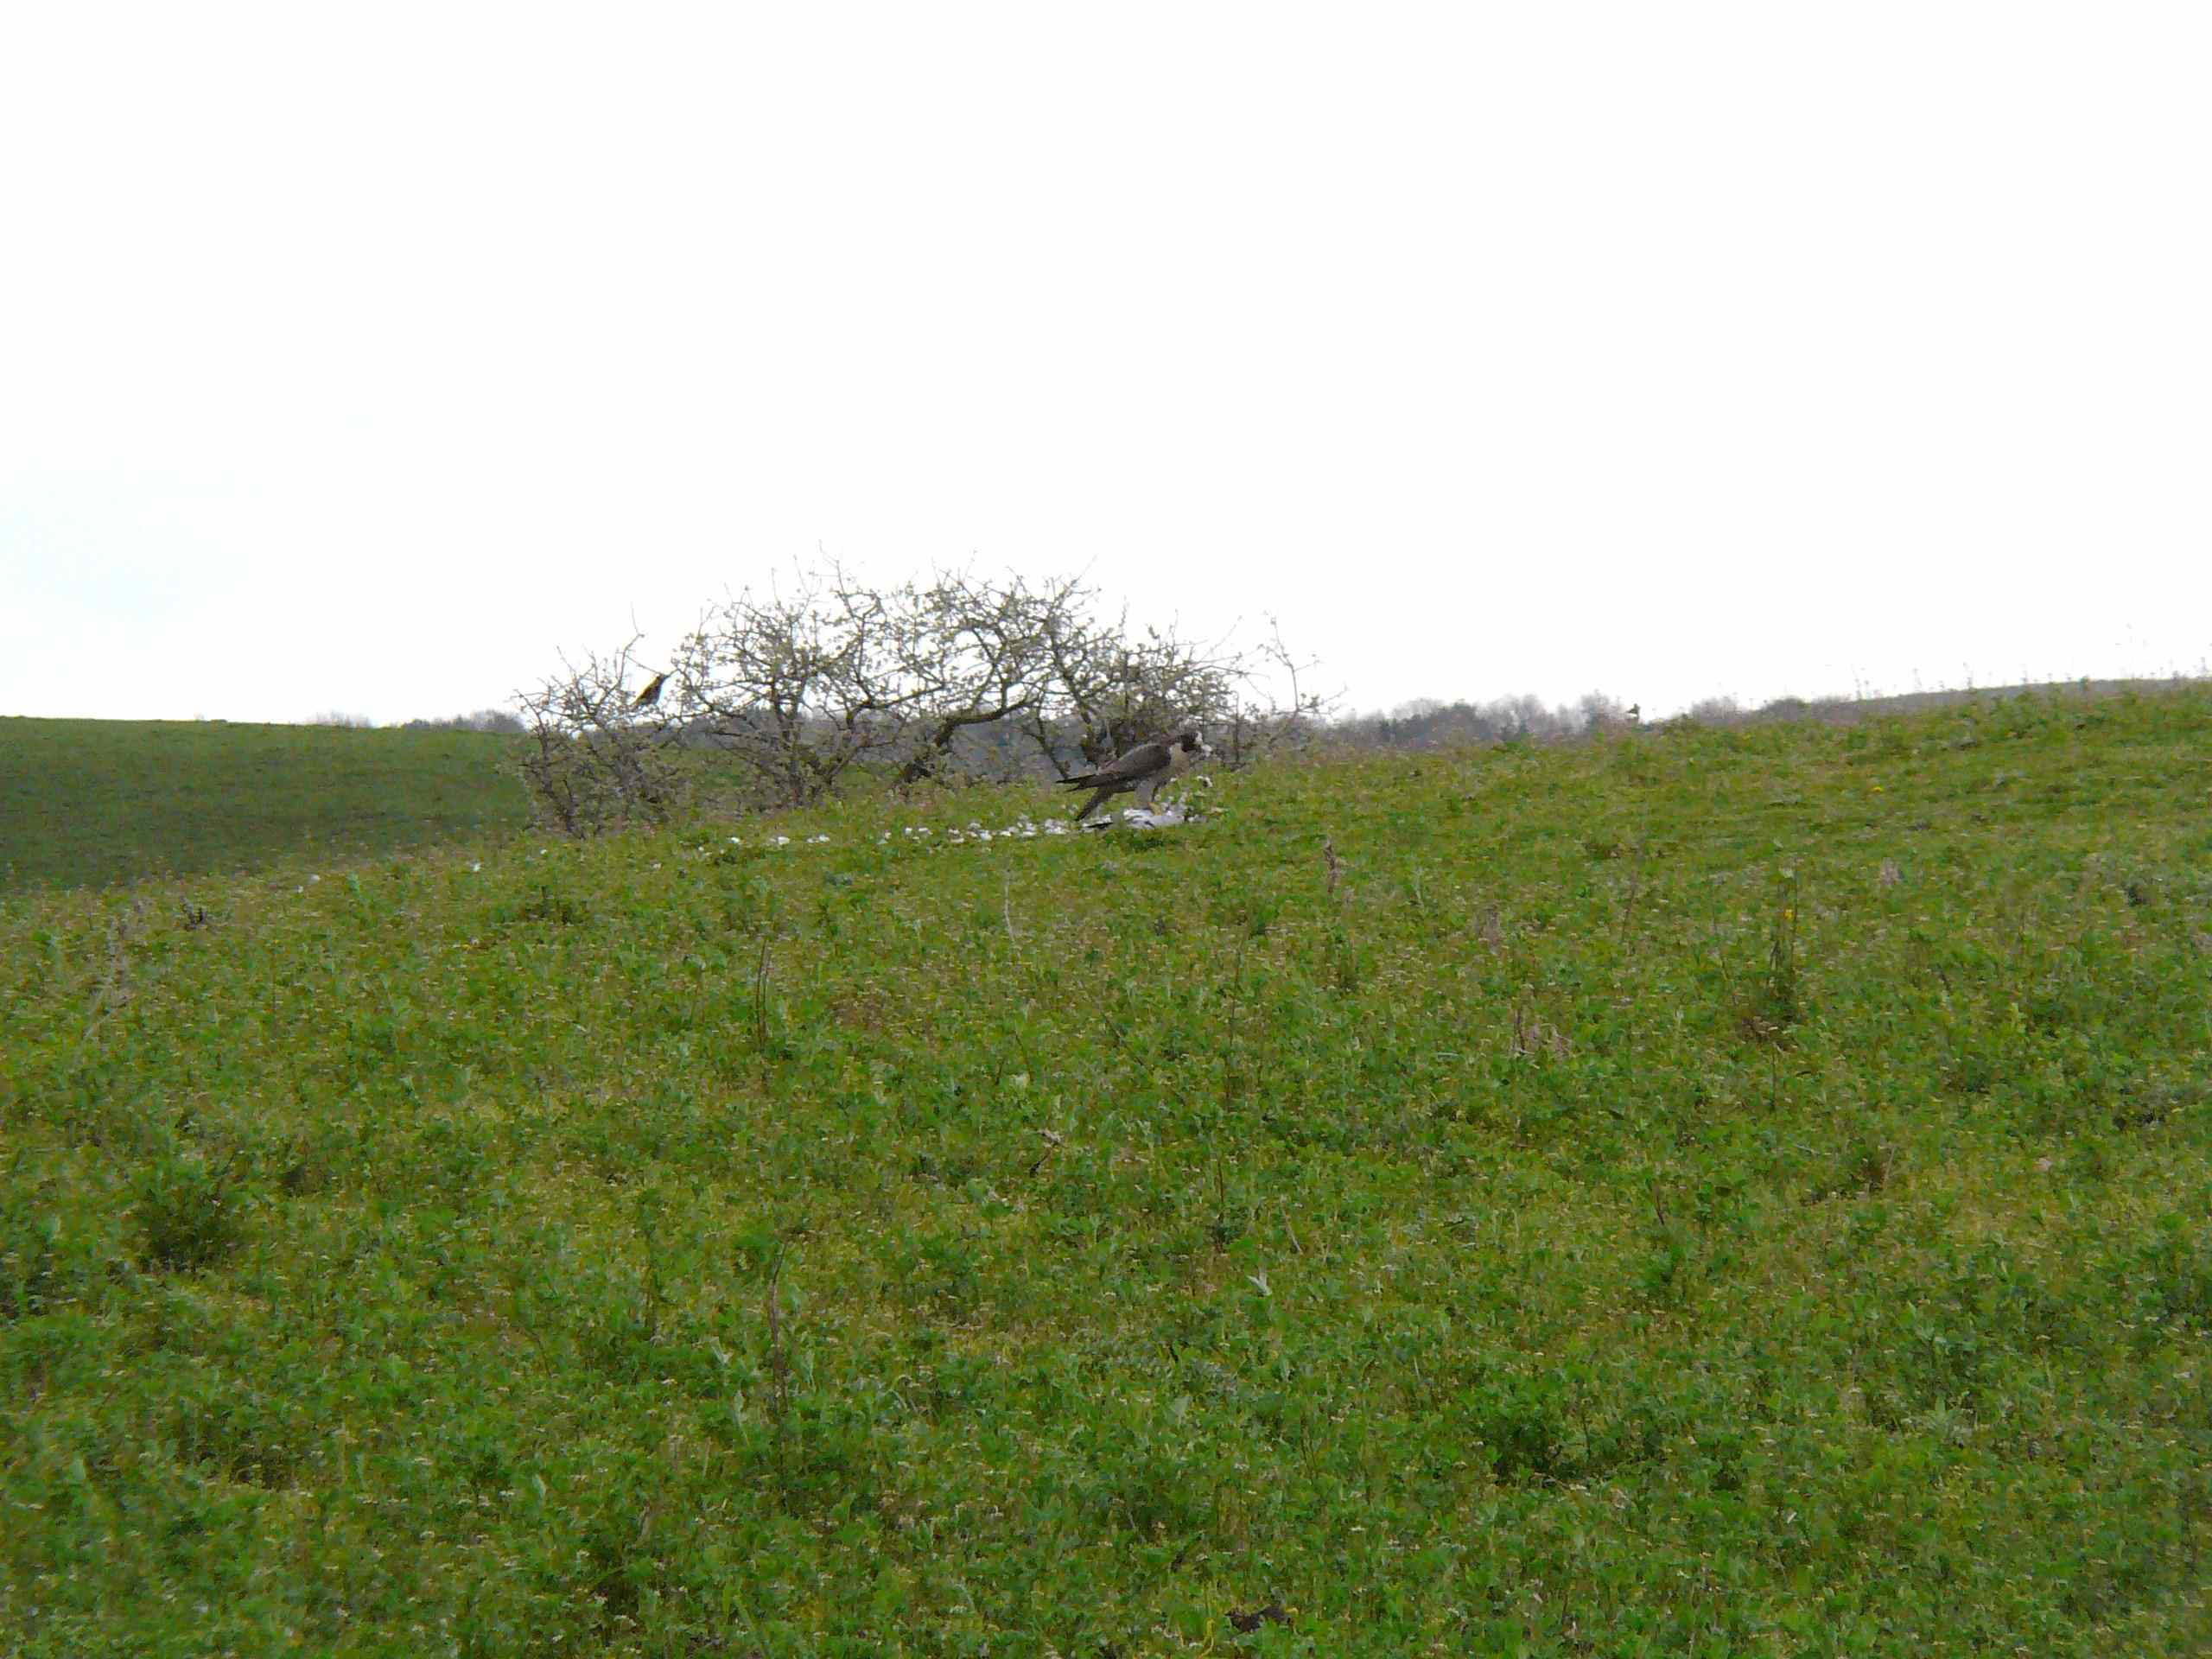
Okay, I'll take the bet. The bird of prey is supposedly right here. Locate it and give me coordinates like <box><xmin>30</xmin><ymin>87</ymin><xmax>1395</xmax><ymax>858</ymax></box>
<box><xmin>632</xmin><ymin>671</ymin><xmax>669</xmax><ymax>709</ymax></box>
<box><xmin>1060</xmin><ymin>728</ymin><xmax>1209</xmax><ymax>824</ymax></box>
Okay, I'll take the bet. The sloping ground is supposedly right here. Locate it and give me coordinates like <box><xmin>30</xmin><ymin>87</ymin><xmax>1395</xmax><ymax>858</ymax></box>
<box><xmin>0</xmin><ymin>718</ymin><xmax>531</xmax><ymax>892</ymax></box>
<box><xmin>1701</xmin><ymin>674</ymin><xmax>2209</xmax><ymax>726</ymax></box>
<box><xmin>3</xmin><ymin>689</ymin><xmax>2209</xmax><ymax>1655</ymax></box>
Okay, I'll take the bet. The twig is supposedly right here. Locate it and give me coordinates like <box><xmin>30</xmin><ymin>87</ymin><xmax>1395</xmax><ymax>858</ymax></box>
<box><xmin>753</xmin><ymin>940</ymin><xmax>772</xmax><ymax>1052</ymax></box>
<box><xmin>1615</xmin><ymin>836</ymin><xmax>1646</xmax><ymax>947</ymax></box>
<box><xmin>83</xmin><ymin>901</ymin><xmax>147</xmax><ymax>1043</ymax></box>
<box><xmin>764</xmin><ymin>1243</ymin><xmax>790</xmax><ymax>1435</ymax></box>
<box><xmin>1025</xmin><ymin>1127</ymin><xmax>1064</xmax><ymax>1179</ymax></box>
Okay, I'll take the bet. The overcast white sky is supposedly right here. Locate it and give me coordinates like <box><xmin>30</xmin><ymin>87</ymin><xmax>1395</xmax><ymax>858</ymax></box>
<box><xmin>3</xmin><ymin>3</ymin><xmax>2207</xmax><ymax>726</ymax></box>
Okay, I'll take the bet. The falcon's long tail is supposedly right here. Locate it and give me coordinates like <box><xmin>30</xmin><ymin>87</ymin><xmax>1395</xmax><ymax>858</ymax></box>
<box><xmin>1069</xmin><ymin>785</ymin><xmax>1116</xmax><ymax>823</ymax></box>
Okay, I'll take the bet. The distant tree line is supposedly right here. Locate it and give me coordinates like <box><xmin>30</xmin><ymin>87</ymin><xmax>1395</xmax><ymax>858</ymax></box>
<box><xmin>1321</xmin><ymin>677</ymin><xmax>2197</xmax><ymax>752</ymax></box>
<box><xmin>310</xmin><ymin>709</ymin><xmax>525</xmax><ymax>734</ymax></box>
<box><xmin>1325</xmin><ymin>691</ymin><xmax>1634</xmax><ymax>750</ymax></box>
<box><xmin>1322</xmin><ymin>690</ymin><xmax>1943</xmax><ymax>751</ymax></box>
<box><xmin>402</xmin><ymin>709</ymin><xmax>526</xmax><ymax>735</ymax></box>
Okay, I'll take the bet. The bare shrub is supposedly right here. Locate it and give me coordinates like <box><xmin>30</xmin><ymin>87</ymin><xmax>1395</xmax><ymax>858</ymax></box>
<box><xmin>516</xmin><ymin>562</ymin><xmax>1330</xmax><ymax>833</ymax></box>
<box><xmin>668</xmin><ymin>564</ymin><xmax>1068</xmax><ymax>802</ymax></box>
<box><xmin>1577</xmin><ymin>691</ymin><xmax>1632</xmax><ymax>733</ymax></box>
<box><xmin>1014</xmin><ymin>604</ymin><xmax>1243</xmax><ymax>774</ymax></box>
<box><xmin>513</xmin><ymin>639</ymin><xmax>688</xmax><ymax>836</ymax></box>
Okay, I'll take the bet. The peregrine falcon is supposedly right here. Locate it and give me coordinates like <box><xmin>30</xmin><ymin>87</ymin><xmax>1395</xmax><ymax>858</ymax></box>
<box><xmin>1060</xmin><ymin>728</ymin><xmax>1210</xmax><ymax>824</ymax></box>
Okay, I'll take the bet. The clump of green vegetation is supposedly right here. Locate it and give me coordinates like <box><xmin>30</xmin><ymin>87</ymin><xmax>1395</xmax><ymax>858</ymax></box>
<box><xmin>2</xmin><ymin>686</ymin><xmax>2209</xmax><ymax>1654</ymax></box>
<box><xmin>128</xmin><ymin>1152</ymin><xmax>247</xmax><ymax>1274</ymax></box>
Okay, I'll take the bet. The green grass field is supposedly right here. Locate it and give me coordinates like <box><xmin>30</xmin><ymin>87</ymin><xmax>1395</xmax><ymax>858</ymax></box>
<box><xmin>3</xmin><ymin>690</ymin><xmax>2209</xmax><ymax>1654</ymax></box>
<box><xmin>0</xmin><ymin>718</ymin><xmax>531</xmax><ymax>893</ymax></box>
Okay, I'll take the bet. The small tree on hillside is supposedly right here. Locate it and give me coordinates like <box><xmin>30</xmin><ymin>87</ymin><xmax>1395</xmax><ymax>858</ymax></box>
<box><xmin>890</xmin><ymin>569</ymin><xmax>1078</xmax><ymax>783</ymax></box>
<box><xmin>1008</xmin><ymin>603</ymin><xmax>1326</xmax><ymax>775</ymax></box>
<box><xmin>513</xmin><ymin>560</ymin><xmax>1331</xmax><ymax>833</ymax></box>
<box><xmin>513</xmin><ymin>639</ymin><xmax>688</xmax><ymax>836</ymax></box>
<box><xmin>663</xmin><ymin>564</ymin><xmax>1071</xmax><ymax>804</ymax></box>
<box><xmin>1016</xmin><ymin>607</ymin><xmax>1239</xmax><ymax>772</ymax></box>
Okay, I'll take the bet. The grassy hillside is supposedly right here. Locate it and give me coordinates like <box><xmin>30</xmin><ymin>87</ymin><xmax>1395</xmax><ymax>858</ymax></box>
<box><xmin>3</xmin><ymin>690</ymin><xmax>2209</xmax><ymax>1655</ymax></box>
<box><xmin>0</xmin><ymin>718</ymin><xmax>531</xmax><ymax>892</ymax></box>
